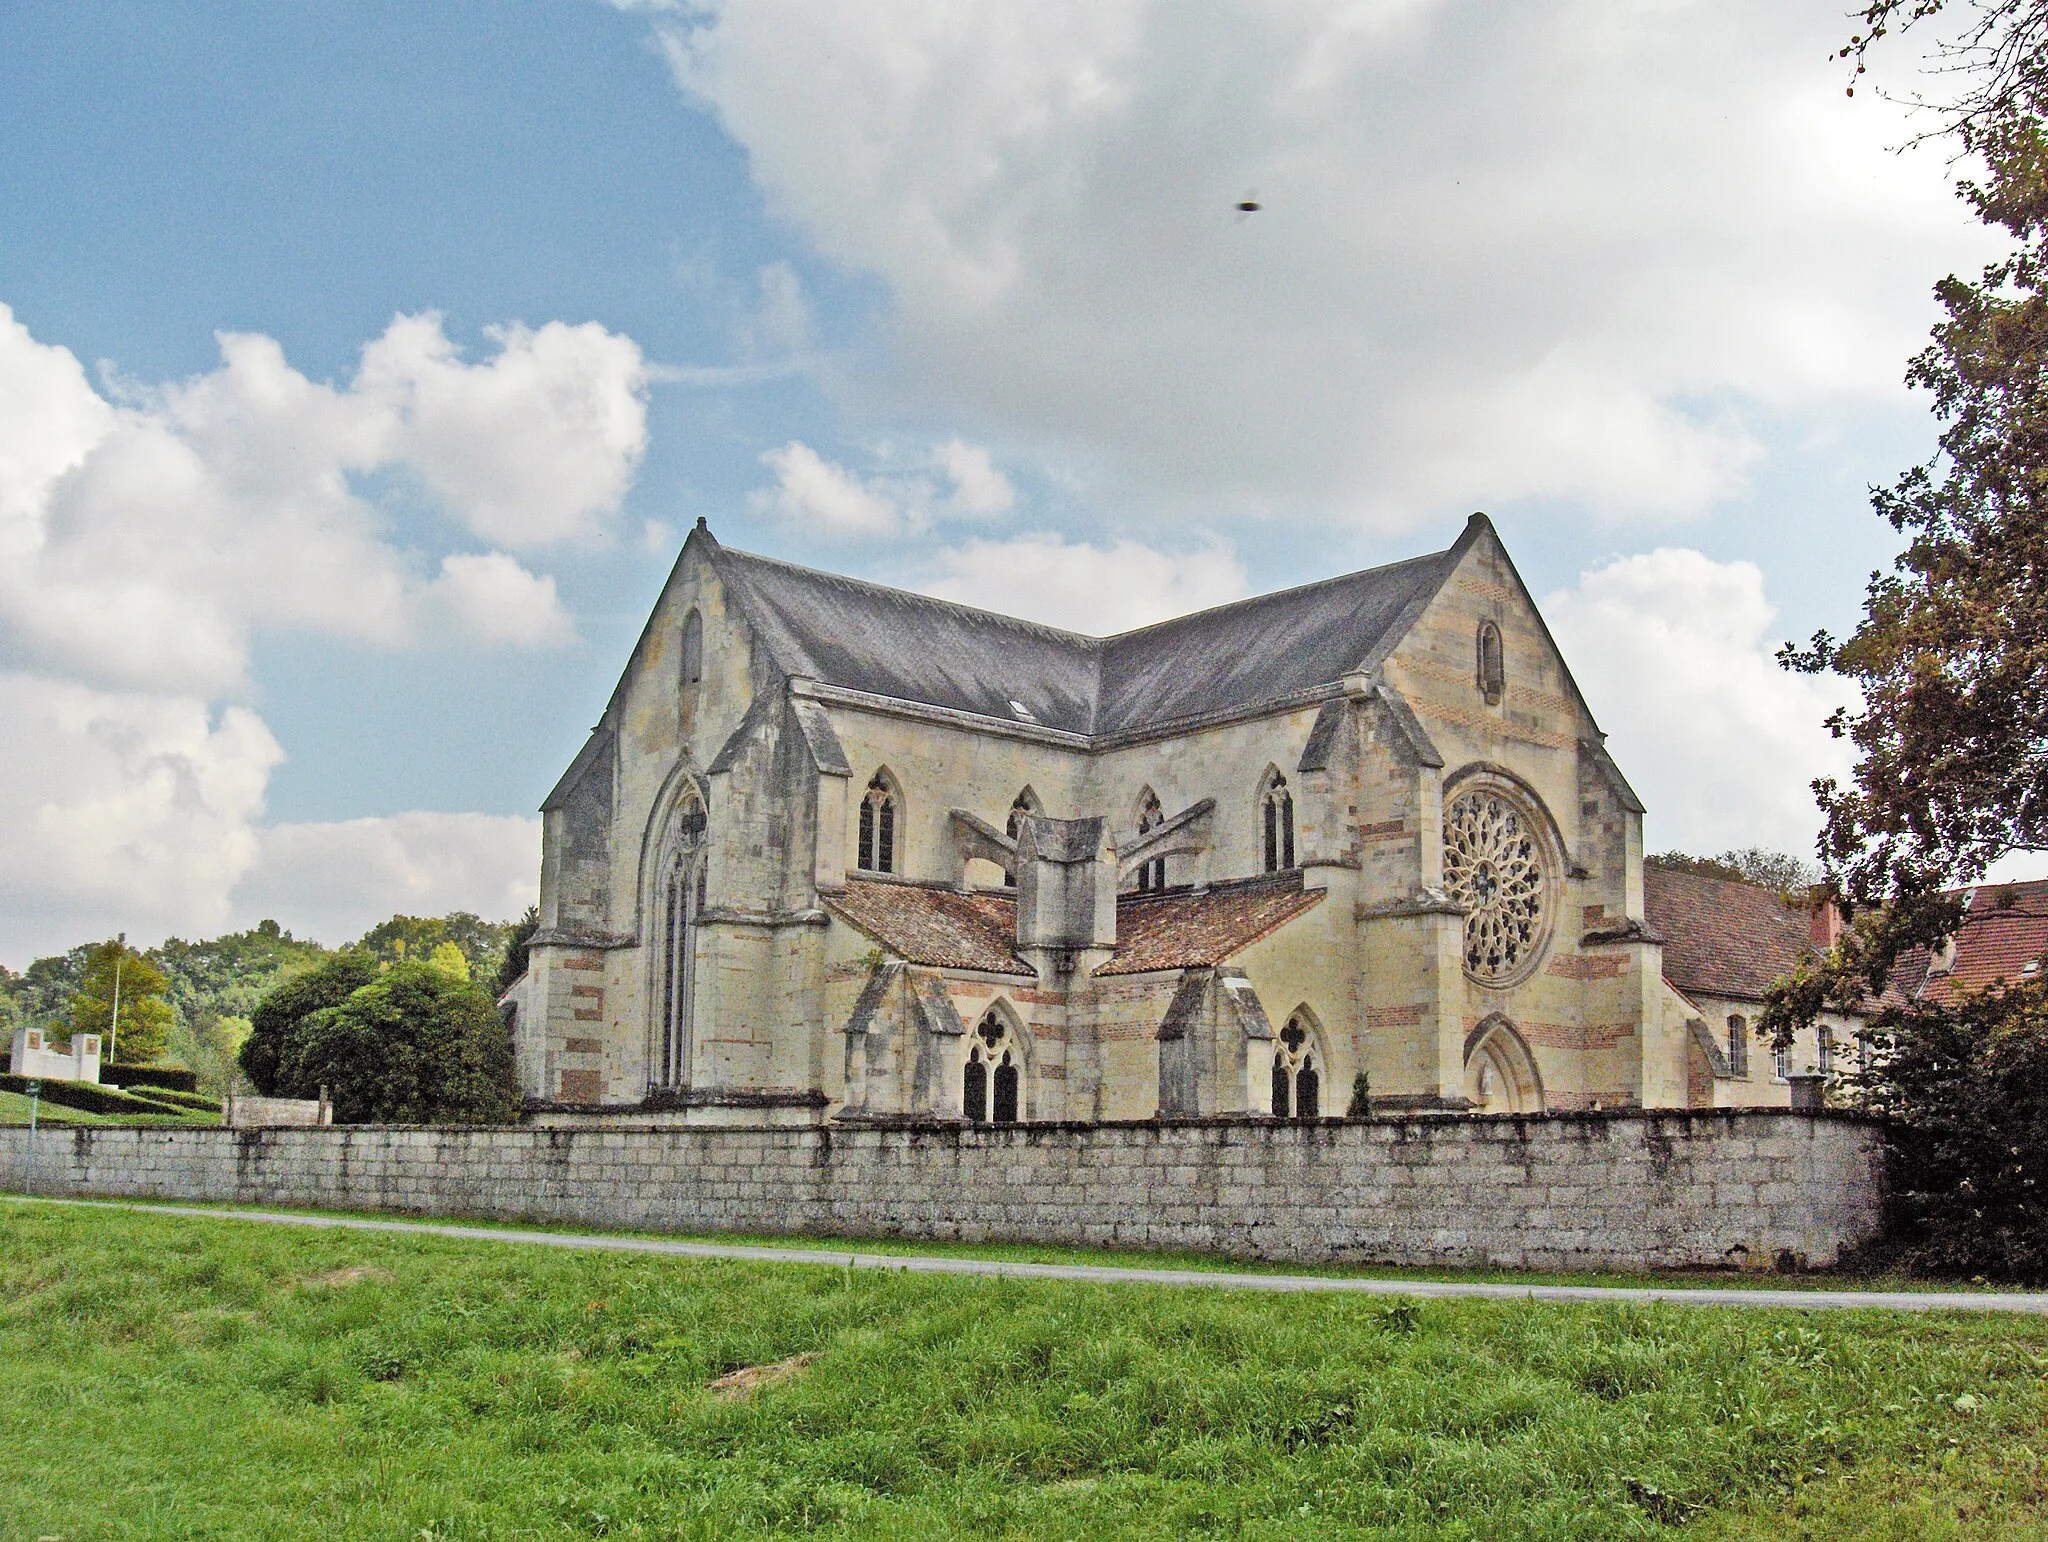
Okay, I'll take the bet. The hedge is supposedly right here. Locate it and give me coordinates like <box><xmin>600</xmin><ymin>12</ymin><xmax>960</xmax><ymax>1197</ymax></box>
<box><xmin>100</xmin><ymin>1064</ymin><xmax>200</xmax><ymax>1093</ymax></box>
<box><xmin>0</xmin><ymin>1074</ymin><xmax>184</xmax><ymax>1117</ymax></box>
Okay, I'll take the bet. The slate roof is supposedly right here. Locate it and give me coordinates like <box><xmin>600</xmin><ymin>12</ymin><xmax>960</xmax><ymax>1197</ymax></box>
<box><xmin>703</xmin><ymin>521</ymin><xmax>1473</xmax><ymax>737</ymax></box>
<box><xmin>822</xmin><ymin>873</ymin><xmax>1325</xmax><ymax>978</ymax></box>
<box><xmin>1643</xmin><ymin>866</ymin><xmax>1817</xmax><ymax>1004</ymax></box>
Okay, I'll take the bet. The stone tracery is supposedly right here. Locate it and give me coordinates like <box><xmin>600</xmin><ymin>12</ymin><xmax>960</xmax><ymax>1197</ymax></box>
<box><xmin>1443</xmin><ymin>788</ymin><xmax>1546</xmax><ymax>983</ymax></box>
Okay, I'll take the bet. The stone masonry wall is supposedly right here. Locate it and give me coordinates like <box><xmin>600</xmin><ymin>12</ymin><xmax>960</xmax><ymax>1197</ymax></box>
<box><xmin>0</xmin><ymin>1111</ymin><xmax>1883</xmax><ymax>1271</ymax></box>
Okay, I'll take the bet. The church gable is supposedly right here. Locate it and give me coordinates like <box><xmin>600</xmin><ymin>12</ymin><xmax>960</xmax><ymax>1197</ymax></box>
<box><xmin>1378</xmin><ymin>516</ymin><xmax>1599</xmax><ymax>758</ymax></box>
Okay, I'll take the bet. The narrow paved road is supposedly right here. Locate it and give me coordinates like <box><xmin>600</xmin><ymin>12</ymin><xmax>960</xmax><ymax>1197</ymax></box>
<box><xmin>10</xmin><ymin>1193</ymin><xmax>2048</xmax><ymax>1314</ymax></box>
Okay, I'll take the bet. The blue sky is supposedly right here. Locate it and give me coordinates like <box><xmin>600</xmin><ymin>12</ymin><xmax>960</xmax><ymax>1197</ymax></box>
<box><xmin>0</xmin><ymin>0</ymin><xmax>2005</xmax><ymax>962</ymax></box>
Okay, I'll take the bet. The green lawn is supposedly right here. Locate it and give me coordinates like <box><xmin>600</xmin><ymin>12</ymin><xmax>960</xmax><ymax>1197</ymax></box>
<box><xmin>3</xmin><ymin>1203</ymin><xmax>2046</xmax><ymax>1539</ymax></box>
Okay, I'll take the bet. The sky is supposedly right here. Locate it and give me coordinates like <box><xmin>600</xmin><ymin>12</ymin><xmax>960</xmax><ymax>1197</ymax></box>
<box><xmin>0</xmin><ymin>0</ymin><xmax>2016</xmax><ymax>965</ymax></box>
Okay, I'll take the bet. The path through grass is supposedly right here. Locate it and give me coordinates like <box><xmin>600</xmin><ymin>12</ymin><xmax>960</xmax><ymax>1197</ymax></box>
<box><xmin>3</xmin><ymin>1202</ymin><xmax>2045</xmax><ymax>1539</ymax></box>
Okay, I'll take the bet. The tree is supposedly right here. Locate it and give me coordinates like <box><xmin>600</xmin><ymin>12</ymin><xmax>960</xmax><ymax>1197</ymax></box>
<box><xmin>1845</xmin><ymin>2</ymin><xmax>2048</xmax><ymax>134</ymax></box>
<box><xmin>1647</xmin><ymin>848</ymin><xmax>1819</xmax><ymax>893</ymax></box>
<box><xmin>240</xmin><ymin>952</ymin><xmax>381</xmax><ymax>1095</ymax></box>
<box><xmin>354</xmin><ymin>912</ymin><xmax>520</xmax><ymax>983</ymax></box>
<box><xmin>70</xmin><ymin>941</ymin><xmax>174</xmax><ymax>1065</ymax></box>
<box><xmin>1763</xmin><ymin>112</ymin><xmax>2048</xmax><ymax>1279</ymax></box>
<box><xmin>279</xmin><ymin>961</ymin><xmax>519</xmax><ymax>1125</ymax></box>
<box><xmin>494</xmin><ymin>905</ymin><xmax>540</xmax><ymax>999</ymax></box>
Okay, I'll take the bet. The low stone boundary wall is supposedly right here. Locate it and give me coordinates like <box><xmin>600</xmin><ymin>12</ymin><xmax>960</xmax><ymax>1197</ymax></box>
<box><xmin>0</xmin><ymin>1111</ymin><xmax>1884</xmax><ymax>1271</ymax></box>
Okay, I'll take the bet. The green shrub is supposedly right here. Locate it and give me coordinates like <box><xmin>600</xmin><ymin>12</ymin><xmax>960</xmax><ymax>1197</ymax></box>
<box><xmin>1854</xmin><ymin>980</ymin><xmax>2048</xmax><ymax>1283</ymax></box>
<box><xmin>241</xmin><ymin>952</ymin><xmax>380</xmax><ymax>1095</ymax></box>
<box><xmin>265</xmin><ymin>960</ymin><xmax>519</xmax><ymax>1125</ymax></box>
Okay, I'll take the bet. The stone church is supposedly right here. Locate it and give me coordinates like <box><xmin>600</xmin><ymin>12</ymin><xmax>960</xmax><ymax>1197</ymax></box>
<box><xmin>511</xmin><ymin>513</ymin><xmax>1852</xmax><ymax>1126</ymax></box>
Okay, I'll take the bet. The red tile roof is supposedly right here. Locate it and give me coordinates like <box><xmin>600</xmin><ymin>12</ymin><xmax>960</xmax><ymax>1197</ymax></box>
<box><xmin>1097</xmin><ymin>875</ymin><xmax>1326</xmax><ymax>976</ymax></box>
<box><xmin>1643</xmin><ymin>866</ymin><xmax>1817</xmax><ymax>1004</ymax></box>
<box><xmin>823</xmin><ymin>873</ymin><xmax>1325</xmax><ymax>979</ymax></box>
<box><xmin>1909</xmin><ymin>879</ymin><xmax>2048</xmax><ymax>1003</ymax></box>
<box><xmin>824</xmin><ymin>881</ymin><xmax>1032</xmax><ymax>975</ymax></box>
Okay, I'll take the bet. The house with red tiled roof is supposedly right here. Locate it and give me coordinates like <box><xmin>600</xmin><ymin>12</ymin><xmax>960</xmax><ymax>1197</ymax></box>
<box><xmin>513</xmin><ymin>513</ymin><xmax>1852</xmax><ymax>1126</ymax></box>
<box><xmin>1643</xmin><ymin>865</ymin><xmax>1865</xmax><ymax>1108</ymax></box>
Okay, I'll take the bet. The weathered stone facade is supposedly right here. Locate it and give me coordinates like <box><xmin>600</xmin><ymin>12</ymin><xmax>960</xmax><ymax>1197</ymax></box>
<box><xmin>515</xmin><ymin>512</ymin><xmax>1849</xmax><ymax>1127</ymax></box>
<box><xmin>0</xmin><ymin>1111</ymin><xmax>1884</xmax><ymax>1271</ymax></box>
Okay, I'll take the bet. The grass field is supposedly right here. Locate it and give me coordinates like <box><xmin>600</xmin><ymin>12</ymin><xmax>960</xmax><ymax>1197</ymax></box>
<box><xmin>3</xmin><ymin>1203</ymin><xmax>2046</xmax><ymax>1540</ymax></box>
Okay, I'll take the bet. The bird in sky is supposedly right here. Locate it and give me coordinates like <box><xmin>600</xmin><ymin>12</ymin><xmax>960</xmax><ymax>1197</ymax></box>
<box><xmin>1235</xmin><ymin>190</ymin><xmax>1262</xmax><ymax>217</ymax></box>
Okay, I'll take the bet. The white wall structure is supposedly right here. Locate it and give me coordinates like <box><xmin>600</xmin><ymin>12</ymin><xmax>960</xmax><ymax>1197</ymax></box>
<box><xmin>8</xmin><ymin>1028</ymin><xmax>101</xmax><ymax>1085</ymax></box>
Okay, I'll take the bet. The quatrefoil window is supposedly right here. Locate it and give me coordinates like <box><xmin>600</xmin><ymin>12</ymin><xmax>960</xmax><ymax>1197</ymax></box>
<box><xmin>977</xmin><ymin>1017</ymin><xmax>1005</xmax><ymax>1049</ymax></box>
<box><xmin>1443</xmin><ymin>788</ymin><xmax>1548</xmax><ymax>984</ymax></box>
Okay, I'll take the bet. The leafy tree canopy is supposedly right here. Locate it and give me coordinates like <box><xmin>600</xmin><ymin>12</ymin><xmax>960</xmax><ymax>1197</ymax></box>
<box><xmin>1646</xmin><ymin>848</ymin><xmax>1820</xmax><ymax>893</ymax></box>
<box><xmin>272</xmin><ymin>960</ymin><xmax>519</xmax><ymax>1125</ymax></box>
<box><xmin>494</xmin><ymin>905</ymin><xmax>540</xmax><ymax>999</ymax></box>
<box><xmin>71</xmin><ymin>941</ymin><xmax>175</xmax><ymax>1065</ymax></box>
<box><xmin>239</xmin><ymin>952</ymin><xmax>382</xmax><ymax>1096</ymax></box>
<box><xmin>354</xmin><ymin>912</ymin><xmax>517</xmax><ymax>984</ymax></box>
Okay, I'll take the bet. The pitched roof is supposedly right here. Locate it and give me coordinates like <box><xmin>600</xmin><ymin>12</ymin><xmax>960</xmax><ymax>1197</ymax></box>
<box><xmin>702</xmin><ymin>520</ymin><xmax>1474</xmax><ymax>738</ymax></box>
<box><xmin>1905</xmin><ymin>879</ymin><xmax>2048</xmax><ymax>1004</ymax></box>
<box><xmin>1095</xmin><ymin>874</ymin><xmax>1327</xmax><ymax>975</ymax></box>
<box><xmin>823</xmin><ymin>882</ymin><xmax>1032</xmax><ymax>976</ymax></box>
<box><xmin>822</xmin><ymin>873</ymin><xmax>1325</xmax><ymax>978</ymax></box>
<box><xmin>1643</xmin><ymin>865</ymin><xmax>1816</xmax><ymax>1004</ymax></box>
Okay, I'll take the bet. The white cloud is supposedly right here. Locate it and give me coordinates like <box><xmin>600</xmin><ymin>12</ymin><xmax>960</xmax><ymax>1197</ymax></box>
<box><xmin>0</xmin><ymin>673</ymin><xmax>281</xmax><ymax>956</ymax></box>
<box><xmin>0</xmin><ymin>302</ymin><xmax>633</xmax><ymax>963</ymax></box>
<box><xmin>357</xmin><ymin>313</ymin><xmax>649</xmax><ymax>548</ymax></box>
<box><xmin>653</xmin><ymin>0</ymin><xmax>1991</xmax><ymax>526</ymax></box>
<box><xmin>0</xmin><ymin>305</ymin><xmax>636</xmax><ymax>694</ymax></box>
<box><xmin>428</xmin><ymin>552</ymin><xmax>577</xmax><ymax>648</ymax></box>
<box><xmin>753</xmin><ymin>440</ymin><xmax>903</xmax><ymax>535</ymax></box>
<box><xmin>936</xmin><ymin>438</ymin><xmax>1015</xmax><ymax>517</ymax></box>
<box><xmin>751</xmin><ymin>436</ymin><xmax>1019</xmax><ymax>537</ymax></box>
<box><xmin>0</xmin><ymin>666</ymin><xmax>543</xmax><ymax>962</ymax></box>
<box><xmin>237</xmin><ymin>813</ymin><xmax>542</xmax><ymax>950</ymax></box>
<box><xmin>918</xmin><ymin>531</ymin><xmax>1246</xmax><ymax>633</ymax></box>
<box><xmin>1544</xmin><ymin>548</ymin><xmax>1854</xmax><ymax>860</ymax></box>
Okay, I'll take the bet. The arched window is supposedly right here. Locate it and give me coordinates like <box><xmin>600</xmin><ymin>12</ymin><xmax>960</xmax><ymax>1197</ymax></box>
<box><xmin>1476</xmin><ymin>619</ymin><xmax>1505</xmax><ymax>704</ymax></box>
<box><xmin>1135</xmin><ymin>788</ymin><xmax>1166</xmax><ymax>893</ymax></box>
<box><xmin>1727</xmin><ymin>1014</ymin><xmax>1749</xmax><ymax>1077</ymax></box>
<box><xmin>1260</xmin><ymin>772</ymin><xmax>1295</xmax><ymax>873</ymax></box>
<box><xmin>680</xmin><ymin>609</ymin><xmax>704</xmax><ymax>698</ymax></box>
<box><xmin>858</xmin><ymin>773</ymin><xmax>899</xmax><ymax>874</ymax></box>
<box><xmin>1002</xmin><ymin>788</ymin><xmax>1038</xmax><ymax>887</ymax></box>
<box><xmin>964</xmin><ymin>1009</ymin><xmax>1022</xmax><ymax>1124</ymax></box>
<box><xmin>656</xmin><ymin>796</ymin><xmax>709</xmax><ymax>1089</ymax></box>
<box><xmin>1271</xmin><ymin>1011</ymin><xmax>1320</xmax><ymax>1120</ymax></box>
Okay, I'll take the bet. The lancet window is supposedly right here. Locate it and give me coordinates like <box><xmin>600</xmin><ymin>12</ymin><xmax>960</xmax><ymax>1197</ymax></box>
<box><xmin>680</xmin><ymin>609</ymin><xmax>704</xmax><ymax>697</ymax></box>
<box><xmin>655</xmin><ymin>796</ymin><xmax>709</xmax><ymax>1091</ymax></box>
<box><xmin>1270</xmin><ymin>1011</ymin><xmax>1320</xmax><ymax>1120</ymax></box>
<box><xmin>964</xmin><ymin>1009</ymin><xmax>1022</xmax><ymax>1124</ymax></box>
<box><xmin>1476</xmin><ymin>619</ymin><xmax>1505</xmax><ymax>704</ymax></box>
<box><xmin>1261</xmin><ymin>772</ymin><xmax>1295</xmax><ymax>873</ymax></box>
<box><xmin>858</xmin><ymin>773</ymin><xmax>899</xmax><ymax>875</ymax></box>
<box><xmin>1135</xmin><ymin>788</ymin><xmax>1166</xmax><ymax>893</ymax></box>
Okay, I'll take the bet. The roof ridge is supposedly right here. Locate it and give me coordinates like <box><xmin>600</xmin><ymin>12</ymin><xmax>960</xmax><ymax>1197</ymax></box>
<box><xmin>1096</xmin><ymin>546</ymin><xmax>1458</xmax><ymax>645</ymax></box>
<box><xmin>714</xmin><ymin>544</ymin><xmax>1105</xmax><ymax>651</ymax></box>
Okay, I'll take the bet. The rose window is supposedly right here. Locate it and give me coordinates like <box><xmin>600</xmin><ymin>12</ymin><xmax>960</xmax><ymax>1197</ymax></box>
<box><xmin>1443</xmin><ymin>790</ymin><xmax>1546</xmax><ymax>982</ymax></box>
